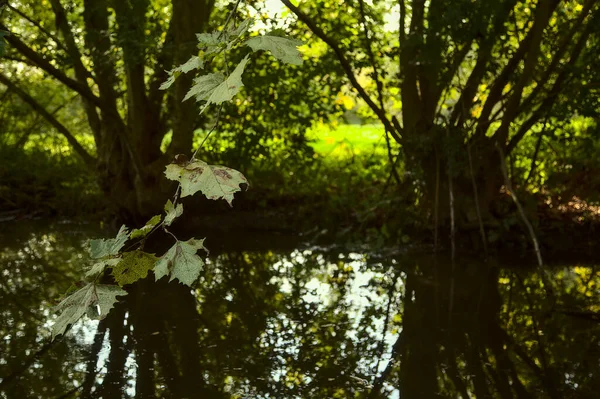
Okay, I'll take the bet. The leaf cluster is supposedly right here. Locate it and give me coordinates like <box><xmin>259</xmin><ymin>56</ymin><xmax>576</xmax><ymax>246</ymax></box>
<box><xmin>50</xmin><ymin>17</ymin><xmax>304</xmax><ymax>340</ymax></box>
<box><xmin>160</xmin><ymin>18</ymin><xmax>303</xmax><ymax>115</ymax></box>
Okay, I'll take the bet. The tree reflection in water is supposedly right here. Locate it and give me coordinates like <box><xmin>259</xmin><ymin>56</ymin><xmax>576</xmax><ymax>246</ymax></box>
<box><xmin>1</xmin><ymin>223</ymin><xmax>599</xmax><ymax>398</ymax></box>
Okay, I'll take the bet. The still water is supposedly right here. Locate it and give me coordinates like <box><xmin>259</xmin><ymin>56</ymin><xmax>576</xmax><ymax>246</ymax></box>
<box><xmin>0</xmin><ymin>221</ymin><xmax>598</xmax><ymax>398</ymax></box>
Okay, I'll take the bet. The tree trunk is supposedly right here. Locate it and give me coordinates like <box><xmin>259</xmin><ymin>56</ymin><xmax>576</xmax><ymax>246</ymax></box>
<box><xmin>87</xmin><ymin>0</ymin><xmax>214</xmax><ymax>225</ymax></box>
<box><xmin>405</xmin><ymin>129</ymin><xmax>504</xmax><ymax>235</ymax></box>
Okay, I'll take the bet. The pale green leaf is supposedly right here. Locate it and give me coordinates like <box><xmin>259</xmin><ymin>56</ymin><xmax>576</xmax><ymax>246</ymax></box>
<box><xmin>159</xmin><ymin>73</ymin><xmax>176</xmax><ymax>90</ymax></box>
<box><xmin>162</xmin><ymin>56</ymin><xmax>205</xmax><ymax>93</ymax></box>
<box><xmin>85</xmin><ymin>257</ymin><xmax>120</xmax><ymax>278</ymax></box>
<box><xmin>245</xmin><ymin>35</ymin><xmax>303</xmax><ymax>65</ymax></box>
<box><xmin>176</xmin><ymin>55</ymin><xmax>204</xmax><ymax>73</ymax></box>
<box><xmin>227</xmin><ymin>18</ymin><xmax>253</xmax><ymax>40</ymax></box>
<box><xmin>51</xmin><ymin>284</ymin><xmax>126</xmax><ymax>340</ymax></box>
<box><xmin>164</xmin><ymin>199</ymin><xmax>184</xmax><ymax>226</ymax></box>
<box><xmin>186</xmin><ymin>55</ymin><xmax>251</xmax><ymax>113</ymax></box>
<box><xmin>95</xmin><ymin>285</ymin><xmax>127</xmax><ymax>319</ymax></box>
<box><xmin>196</xmin><ymin>31</ymin><xmax>223</xmax><ymax>48</ymax></box>
<box><xmin>52</xmin><ymin>284</ymin><xmax>95</xmax><ymax>339</ymax></box>
<box><xmin>154</xmin><ymin>238</ymin><xmax>207</xmax><ymax>286</ymax></box>
<box><xmin>130</xmin><ymin>215</ymin><xmax>162</xmax><ymax>240</ymax></box>
<box><xmin>111</xmin><ymin>251</ymin><xmax>158</xmax><ymax>286</ymax></box>
<box><xmin>89</xmin><ymin>225</ymin><xmax>129</xmax><ymax>259</ymax></box>
<box><xmin>164</xmin><ymin>160</ymin><xmax>248</xmax><ymax>205</ymax></box>
<box><xmin>183</xmin><ymin>72</ymin><xmax>224</xmax><ymax>102</ymax></box>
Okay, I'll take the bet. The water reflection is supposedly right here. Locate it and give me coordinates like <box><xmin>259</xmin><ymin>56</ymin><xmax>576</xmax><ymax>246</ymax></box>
<box><xmin>1</xmin><ymin>223</ymin><xmax>599</xmax><ymax>398</ymax></box>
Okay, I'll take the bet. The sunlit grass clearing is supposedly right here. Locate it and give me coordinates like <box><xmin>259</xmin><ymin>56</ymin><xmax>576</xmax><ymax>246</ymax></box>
<box><xmin>307</xmin><ymin>123</ymin><xmax>388</xmax><ymax>158</ymax></box>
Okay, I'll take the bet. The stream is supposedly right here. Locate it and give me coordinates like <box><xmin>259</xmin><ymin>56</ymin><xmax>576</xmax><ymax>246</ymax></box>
<box><xmin>0</xmin><ymin>220</ymin><xmax>599</xmax><ymax>398</ymax></box>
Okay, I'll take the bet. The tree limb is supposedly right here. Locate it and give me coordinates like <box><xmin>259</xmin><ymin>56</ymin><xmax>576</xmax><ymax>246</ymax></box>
<box><xmin>6</xmin><ymin>3</ymin><xmax>67</xmax><ymax>52</ymax></box>
<box><xmin>515</xmin><ymin>0</ymin><xmax>595</xmax><ymax>121</ymax></box>
<box><xmin>49</xmin><ymin>0</ymin><xmax>102</xmax><ymax>139</ymax></box>
<box><xmin>280</xmin><ymin>0</ymin><xmax>402</xmax><ymax>142</ymax></box>
<box><xmin>0</xmin><ymin>27</ymin><xmax>104</xmax><ymax>109</ymax></box>
<box><xmin>357</xmin><ymin>0</ymin><xmax>401</xmax><ymax>183</ymax></box>
<box><xmin>473</xmin><ymin>0</ymin><xmax>559</xmax><ymax>141</ymax></box>
<box><xmin>492</xmin><ymin>0</ymin><xmax>559</xmax><ymax>146</ymax></box>
<box><xmin>506</xmin><ymin>16</ymin><xmax>594</xmax><ymax>154</ymax></box>
<box><xmin>0</xmin><ymin>73</ymin><xmax>96</xmax><ymax>167</ymax></box>
<box><xmin>449</xmin><ymin>0</ymin><xmax>518</xmax><ymax>128</ymax></box>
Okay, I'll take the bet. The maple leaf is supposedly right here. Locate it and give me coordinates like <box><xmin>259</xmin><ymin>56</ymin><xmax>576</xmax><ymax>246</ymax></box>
<box><xmin>130</xmin><ymin>215</ymin><xmax>161</xmax><ymax>240</ymax></box>
<box><xmin>111</xmin><ymin>251</ymin><xmax>158</xmax><ymax>286</ymax></box>
<box><xmin>89</xmin><ymin>225</ymin><xmax>129</xmax><ymax>259</ymax></box>
<box><xmin>51</xmin><ymin>284</ymin><xmax>126</xmax><ymax>340</ymax></box>
<box><xmin>164</xmin><ymin>160</ymin><xmax>248</xmax><ymax>205</ymax></box>
<box><xmin>245</xmin><ymin>34</ymin><xmax>303</xmax><ymax>65</ymax></box>
<box><xmin>154</xmin><ymin>238</ymin><xmax>207</xmax><ymax>286</ymax></box>
<box><xmin>164</xmin><ymin>200</ymin><xmax>183</xmax><ymax>226</ymax></box>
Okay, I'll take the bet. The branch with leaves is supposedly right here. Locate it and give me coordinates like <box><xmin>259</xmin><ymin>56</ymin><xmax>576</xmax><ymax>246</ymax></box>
<box><xmin>49</xmin><ymin>16</ymin><xmax>304</xmax><ymax>340</ymax></box>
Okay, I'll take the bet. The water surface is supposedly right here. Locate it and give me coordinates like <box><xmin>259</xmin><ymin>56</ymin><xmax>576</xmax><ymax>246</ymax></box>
<box><xmin>1</xmin><ymin>221</ymin><xmax>599</xmax><ymax>398</ymax></box>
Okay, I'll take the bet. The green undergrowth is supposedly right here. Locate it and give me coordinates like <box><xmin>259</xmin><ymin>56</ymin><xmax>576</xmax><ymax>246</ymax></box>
<box><xmin>234</xmin><ymin>123</ymin><xmax>423</xmax><ymax>244</ymax></box>
<box><xmin>0</xmin><ymin>145</ymin><xmax>102</xmax><ymax>219</ymax></box>
<box><xmin>2</xmin><ymin>123</ymin><xmax>418</xmax><ymax>241</ymax></box>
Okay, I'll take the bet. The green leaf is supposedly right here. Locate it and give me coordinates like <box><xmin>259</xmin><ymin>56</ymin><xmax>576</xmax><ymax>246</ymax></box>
<box><xmin>184</xmin><ymin>55</ymin><xmax>251</xmax><ymax>113</ymax></box>
<box><xmin>160</xmin><ymin>55</ymin><xmax>203</xmax><ymax>91</ymax></box>
<box><xmin>52</xmin><ymin>284</ymin><xmax>95</xmax><ymax>339</ymax></box>
<box><xmin>111</xmin><ymin>251</ymin><xmax>158</xmax><ymax>286</ymax></box>
<box><xmin>227</xmin><ymin>18</ymin><xmax>253</xmax><ymax>40</ymax></box>
<box><xmin>245</xmin><ymin>34</ymin><xmax>303</xmax><ymax>65</ymax></box>
<box><xmin>52</xmin><ymin>283</ymin><xmax>126</xmax><ymax>340</ymax></box>
<box><xmin>89</xmin><ymin>225</ymin><xmax>129</xmax><ymax>259</ymax></box>
<box><xmin>164</xmin><ymin>199</ymin><xmax>183</xmax><ymax>226</ymax></box>
<box><xmin>95</xmin><ymin>285</ymin><xmax>127</xmax><ymax>318</ymax></box>
<box><xmin>85</xmin><ymin>257</ymin><xmax>120</xmax><ymax>278</ymax></box>
<box><xmin>196</xmin><ymin>31</ymin><xmax>223</xmax><ymax>48</ymax></box>
<box><xmin>164</xmin><ymin>160</ymin><xmax>248</xmax><ymax>205</ymax></box>
<box><xmin>130</xmin><ymin>215</ymin><xmax>162</xmax><ymax>240</ymax></box>
<box><xmin>183</xmin><ymin>72</ymin><xmax>224</xmax><ymax>102</ymax></box>
<box><xmin>176</xmin><ymin>55</ymin><xmax>204</xmax><ymax>73</ymax></box>
<box><xmin>159</xmin><ymin>73</ymin><xmax>177</xmax><ymax>90</ymax></box>
<box><xmin>154</xmin><ymin>238</ymin><xmax>207</xmax><ymax>286</ymax></box>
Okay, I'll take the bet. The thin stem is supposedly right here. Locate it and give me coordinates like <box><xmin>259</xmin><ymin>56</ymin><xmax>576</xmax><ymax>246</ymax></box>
<box><xmin>219</xmin><ymin>0</ymin><xmax>243</xmax><ymax>39</ymax></box>
<box><xmin>467</xmin><ymin>142</ymin><xmax>488</xmax><ymax>256</ymax></box>
<box><xmin>434</xmin><ymin>148</ymin><xmax>440</xmax><ymax>252</ymax></box>
<box><xmin>496</xmin><ymin>144</ymin><xmax>555</xmax><ymax>300</ymax></box>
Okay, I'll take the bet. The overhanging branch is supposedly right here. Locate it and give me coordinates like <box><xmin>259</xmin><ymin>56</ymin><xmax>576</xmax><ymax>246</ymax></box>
<box><xmin>6</xmin><ymin>3</ymin><xmax>67</xmax><ymax>52</ymax></box>
<box><xmin>280</xmin><ymin>0</ymin><xmax>402</xmax><ymax>142</ymax></box>
<box><xmin>49</xmin><ymin>0</ymin><xmax>102</xmax><ymax>138</ymax></box>
<box><xmin>0</xmin><ymin>27</ymin><xmax>104</xmax><ymax>110</ymax></box>
<box><xmin>0</xmin><ymin>73</ymin><xmax>96</xmax><ymax>167</ymax></box>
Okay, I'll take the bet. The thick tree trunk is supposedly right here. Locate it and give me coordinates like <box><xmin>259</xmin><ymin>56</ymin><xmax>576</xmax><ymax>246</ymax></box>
<box><xmin>88</xmin><ymin>0</ymin><xmax>213</xmax><ymax>225</ymax></box>
<box><xmin>405</xmin><ymin>130</ymin><xmax>504</xmax><ymax>234</ymax></box>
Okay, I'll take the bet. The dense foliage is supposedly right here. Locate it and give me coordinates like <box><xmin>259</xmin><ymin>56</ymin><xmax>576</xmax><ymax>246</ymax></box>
<box><xmin>280</xmin><ymin>0</ymin><xmax>600</xmax><ymax>229</ymax></box>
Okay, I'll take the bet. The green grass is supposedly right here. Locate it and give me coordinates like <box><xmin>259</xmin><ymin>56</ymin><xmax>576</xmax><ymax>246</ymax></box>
<box><xmin>307</xmin><ymin>123</ymin><xmax>388</xmax><ymax>158</ymax></box>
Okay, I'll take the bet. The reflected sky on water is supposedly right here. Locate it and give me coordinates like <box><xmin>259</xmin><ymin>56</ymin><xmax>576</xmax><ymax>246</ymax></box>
<box><xmin>1</xmin><ymin>221</ymin><xmax>599</xmax><ymax>398</ymax></box>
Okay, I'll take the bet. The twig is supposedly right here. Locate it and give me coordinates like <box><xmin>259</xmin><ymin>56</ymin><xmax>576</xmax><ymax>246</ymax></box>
<box><xmin>219</xmin><ymin>0</ymin><xmax>243</xmax><ymax>40</ymax></box>
<box><xmin>525</xmin><ymin>119</ymin><xmax>548</xmax><ymax>186</ymax></box>
<box><xmin>434</xmin><ymin>147</ymin><xmax>440</xmax><ymax>252</ymax></box>
<box><xmin>467</xmin><ymin>142</ymin><xmax>488</xmax><ymax>255</ymax></box>
<box><xmin>496</xmin><ymin>144</ymin><xmax>555</xmax><ymax>299</ymax></box>
<box><xmin>281</xmin><ymin>0</ymin><xmax>402</xmax><ymax>142</ymax></box>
